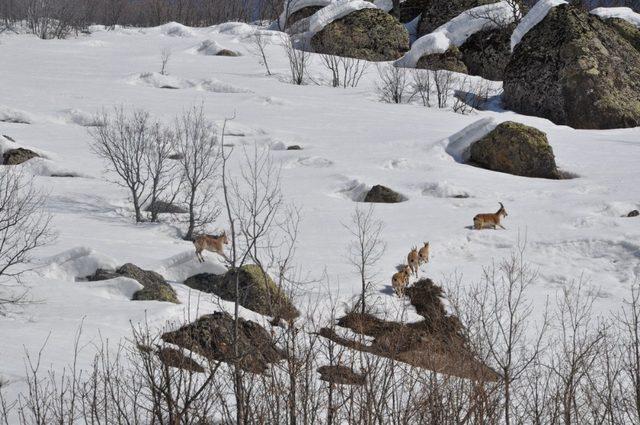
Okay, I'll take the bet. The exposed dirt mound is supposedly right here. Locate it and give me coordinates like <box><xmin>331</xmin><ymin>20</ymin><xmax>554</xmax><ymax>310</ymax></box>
<box><xmin>317</xmin><ymin>365</ymin><xmax>366</xmax><ymax>386</ymax></box>
<box><xmin>161</xmin><ymin>312</ymin><xmax>285</xmax><ymax>374</ymax></box>
<box><xmin>320</xmin><ymin>279</ymin><xmax>498</xmax><ymax>380</ymax></box>
<box><xmin>183</xmin><ymin>264</ymin><xmax>299</xmax><ymax>321</ymax></box>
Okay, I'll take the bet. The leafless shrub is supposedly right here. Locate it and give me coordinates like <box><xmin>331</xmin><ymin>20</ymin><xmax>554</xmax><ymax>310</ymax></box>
<box><xmin>160</xmin><ymin>47</ymin><xmax>171</xmax><ymax>75</ymax></box>
<box><xmin>409</xmin><ymin>69</ymin><xmax>432</xmax><ymax>107</ymax></box>
<box><xmin>433</xmin><ymin>69</ymin><xmax>454</xmax><ymax>108</ymax></box>
<box><xmin>249</xmin><ymin>30</ymin><xmax>273</xmax><ymax>76</ymax></box>
<box><xmin>25</xmin><ymin>0</ymin><xmax>89</xmax><ymax>39</ymax></box>
<box><xmin>0</xmin><ymin>169</ymin><xmax>52</xmax><ymax>313</ymax></box>
<box><xmin>173</xmin><ymin>105</ymin><xmax>221</xmax><ymax>240</ymax></box>
<box><xmin>320</xmin><ymin>54</ymin><xmax>368</xmax><ymax>88</ymax></box>
<box><xmin>376</xmin><ymin>64</ymin><xmax>408</xmax><ymax>104</ymax></box>
<box><xmin>281</xmin><ymin>35</ymin><xmax>310</xmax><ymax>85</ymax></box>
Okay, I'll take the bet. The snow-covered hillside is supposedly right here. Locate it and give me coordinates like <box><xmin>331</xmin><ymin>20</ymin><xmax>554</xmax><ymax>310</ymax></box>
<box><xmin>0</xmin><ymin>20</ymin><xmax>639</xmax><ymax>411</ymax></box>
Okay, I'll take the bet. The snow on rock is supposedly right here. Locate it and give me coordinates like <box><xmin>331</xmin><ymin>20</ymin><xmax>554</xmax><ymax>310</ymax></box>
<box><xmin>157</xmin><ymin>251</ymin><xmax>227</xmax><ymax>283</ymax></box>
<box><xmin>195</xmin><ymin>39</ymin><xmax>227</xmax><ymax>55</ymax></box>
<box><xmin>511</xmin><ymin>0</ymin><xmax>567</xmax><ymax>51</ymax></box>
<box><xmin>422</xmin><ymin>181</ymin><xmax>471</xmax><ymax>199</ymax></box>
<box><xmin>309</xmin><ymin>0</ymin><xmax>378</xmax><ymax>36</ymax></box>
<box><xmin>591</xmin><ymin>7</ymin><xmax>640</xmax><ymax>28</ymax></box>
<box><xmin>444</xmin><ymin>117</ymin><xmax>498</xmax><ymax>162</ymax></box>
<box><xmin>0</xmin><ymin>105</ymin><xmax>34</xmax><ymax>124</ymax></box>
<box><xmin>373</xmin><ymin>0</ymin><xmax>405</xmax><ymax>12</ymax></box>
<box><xmin>84</xmin><ymin>277</ymin><xmax>144</xmax><ymax>301</ymax></box>
<box><xmin>60</xmin><ymin>109</ymin><xmax>104</xmax><ymax>127</ymax></box>
<box><xmin>130</xmin><ymin>72</ymin><xmax>195</xmax><ymax>90</ymax></box>
<box><xmin>211</xmin><ymin>22</ymin><xmax>258</xmax><ymax>37</ymax></box>
<box><xmin>40</xmin><ymin>247</ymin><xmax>119</xmax><ymax>282</ymax></box>
<box><xmin>159</xmin><ymin>22</ymin><xmax>196</xmax><ymax>37</ymax></box>
<box><xmin>197</xmin><ymin>79</ymin><xmax>253</xmax><ymax>94</ymax></box>
<box><xmin>278</xmin><ymin>0</ymin><xmax>334</xmax><ymax>29</ymax></box>
<box><xmin>396</xmin><ymin>1</ymin><xmax>517</xmax><ymax>68</ymax></box>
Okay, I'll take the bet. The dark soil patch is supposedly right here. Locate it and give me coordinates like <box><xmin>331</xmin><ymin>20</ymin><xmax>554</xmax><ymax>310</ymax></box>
<box><xmin>318</xmin><ymin>365</ymin><xmax>366</xmax><ymax>386</ymax></box>
<box><xmin>320</xmin><ymin>279</ymin><xmax>499</xmax><ymax>381</ymax></box>
<box><xmin>161</xmin><ymin>312</ymin><xmax>284</xmax><ymax>374</ymax></box>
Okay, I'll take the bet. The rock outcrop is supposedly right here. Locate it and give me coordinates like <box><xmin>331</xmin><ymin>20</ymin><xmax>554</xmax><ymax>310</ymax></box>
<box><xmin>363</xmin><ymin>185</ymin><xmax>406</xmax><ymax>203</ymax></box>
<box><xmin>2</xmin><ymin>147</ymin><xmax>39</xmax><ymax>165</ymax></box>
<box><xmin>468</xmin><ymin>121</ymin><xmax>560</xmax><ymax>179</ymax></box>
<box><xmin>311</xmin><ymin>8</ymin><xmax>409</xmax><ymax>61</ymax></box>
<box><xmin>416</xmin><ymin>46</ymin><xmax>469</xmax><ymax>73</ymax></box>
<box><xmin>88</xmin><ymin>263</ymin><xmax>179</xmax><ymax>303</ymax></box>
<box><xmin>417</xmin><ymin>0</ymin><xmax>498</xmax><ymax>37</ymax></box>
<box><xmin>459</xmin><ymin>25</ymin><xmax>513</xmax><ymax>80</ymax></box>
<box><xmin>503</xmin><ymin>5</ymin><xmax>640</xmax><ymax>129</ymax></box>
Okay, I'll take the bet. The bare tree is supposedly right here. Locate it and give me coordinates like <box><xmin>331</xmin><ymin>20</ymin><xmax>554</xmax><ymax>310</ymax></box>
<box><xmin>90</xmin><ymin>108</ymin><xmax>152</xmax><ymax>223</ymax></box>
<box><xmin>433</xmin><ymin>69</ymin><xmax>454</xmax><ymax>108</ymax></box>
<box><xmin>410</xmin><ymin>69</ymin><xmax>432</xmax><ymax>107</ymax></box>
<box><xmin>376</xmin><ymin>64</ymin><xmax>408</xmax><ymax>104</ymax></box>
<box><xmin>173</xmin><ymin>106</ymin><xmax>221</xmax><ymax>240</ymax></box>
<box><xmin>249</xmin><ymin>30</ymin><xmax>273</xmax><ymax>76</ymax></box>
<box><xmin>0</xmin><ymin>169</ymin><xmax>53</xmax><ymax>312</ymax></box>
<box><xmin>344</xmin><ymin>205</ymin><xmax>386</xmax><ymax>316</ymax></box>
<box><xmin>145</xmin><ymin>123</ymin><xmax>178</xmax><ymax>222</ymax></box>
<box><xmin>160</xmin><ymin>47</ymin><xmax>171</xmax><ymax>76</ymax></box>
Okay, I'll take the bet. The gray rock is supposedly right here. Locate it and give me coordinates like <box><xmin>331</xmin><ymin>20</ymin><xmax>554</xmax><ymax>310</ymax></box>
<box><xmin>2</xmin><ymin>148</ymin><xmax>39</xmax><ymax>165</ymax></box>
<box><xmin>364</xmin><ymin>185</ymin><xmax>406</xmax><ymax>203</ymax></box>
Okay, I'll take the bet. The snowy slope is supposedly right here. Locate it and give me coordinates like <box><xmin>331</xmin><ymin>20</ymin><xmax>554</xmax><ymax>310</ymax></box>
<box><xmin>0</xmin><ymin>19</ymin><xmax>639</xmax><ymax>412</ymax></box>
<box><xmin>397</xmin><ymin>1</ymin><xmax>518</xmax><ymax>68</ymax></box>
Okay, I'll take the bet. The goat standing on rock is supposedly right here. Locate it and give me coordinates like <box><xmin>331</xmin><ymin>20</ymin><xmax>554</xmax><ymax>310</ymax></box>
<box><xmin>473</xmin><ymin>202</ymin><xmax>508</xmax><ymax>230</ymax></box>
<box><xmin>193</xmin><ymin>231</ymin><xmax>229</xmax><ymax>262</ymax></box>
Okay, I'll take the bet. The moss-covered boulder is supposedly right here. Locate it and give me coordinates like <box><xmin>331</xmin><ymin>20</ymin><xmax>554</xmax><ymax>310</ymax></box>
<box><xmin>604</xmin><ymin>17</ymin><xmax>640</xmax><ymax>52</ymax></box>
<box><xmin>503</xmin><ymin>5</ymin><xmax>640</xmax><ymax>129</ymax></box>
<box><xmin>459</xmin><ymin>25</ymin><xmax>513</xmax><ymax>80</ymax></box>
<box><xmin>391</xmin><ymin>0</ymin><xmax>426</xmax><ymax>23</ymax></box>
<box><xmin>363</xmin><ymin>185</ymin><xmax>406</xmax><ymax>203</ymax></box>
<box><xmin>310</xmin><ymin>8</ymin><xmax>409</xmax><ymax>61</ymax></box>
<box><xmin>183</xmin><ymin>264</ymin><xmax>299</xmax><ymax>321</ymax></box>
<box><xmin>88</xmin><ymin>263</ymin><xmax>179</xmax><ymax>303</ymax></box>
<box><xmin>2</xmin><ymin>147</ymin><xmax>39</xmax><ymax>165</ymax></box>
<box><xmin>416</xmin><ymin>46</ymin><xmax>468</xmax><ymax>73</ymax></box>
<box><xmin>417</xmin><ymin>0</ymin><xmax>498</xmax><ymax>37</ymax></box>
<box><xmin>162</xmin><ymin>312</ymin><xmax>285</xmax><ymax>374</ymax></box>
<box><xmin>468</xmin><ymin>122</ymin><xmax>560</xmax><ymax>179</ymax></box>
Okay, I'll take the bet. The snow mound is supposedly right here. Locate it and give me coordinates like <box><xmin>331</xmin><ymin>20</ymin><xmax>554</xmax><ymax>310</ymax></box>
<box><xmin>157</xmin><ymin>250</ymin><xmax>227</xmax><ymax>283</ymax></box>
<box><xmin>0</xmin><ymin>105</ymin><xmax>34</xmax><ymax>124</ymax></box>
<box><xmin>61</xmin><ymin>109</ymin><xmax>104</xmax><ymax>127</ymax></box>
<box><xmin>278</xmin><ymin>0</ymin><xmax>334</xmax><ymax>29</ymax></box>
<box><xmin>0</xmin><ymin>135</ymin><xmax>51</xmax><ymax>160</ymax></box>
<box><xmin>17</xmin><ymin>157</ymin><xmax>83</xmax><ymax>178</ymax></box>
<box><xmin>285</xmin><ymin>156</ymin><xmax>334</xmax><ymax>168</ymax></box>
<box><xmin>443</xmin><ymin>117</ymin><xmax>498</xmax><ymax>162</ymax></box>
<box><xmin>159</xmin><ymin>22</ymin><xmax>195</xmax><ymax>37</ymax></box>
<box><xmin>130</xmin><ymin>72</ymin><xmax>195</xmax><ymax>90</ymax></box>
<box><xmin>195</xmin><ymin>39</ymin><xmax>232</xmax><ymax>56</ymax></box>
<box><xmin>309</xmin><ymin>0</ymin><xmax>378</xmax><ymax>36</ymax></box>
<box><xmin>84</xmin><ymin>277</ymin><xmax>144</xmax><ymax>300</ymax></box>
<box><xmin>40</xmin><ymin>247</ymin><xmax>119</xmax><ymax>282</ymax></box>
<box><xmin>197</xmin><ymin>79</ymin><xmax>252</xmax><ymax>94</ymax></box>
<box><xmin>211</xmin><ymin>22</ymin><xmax>257</xmax><ymax>37</ymax></box>
<box><xmin>591</xmin><ymin>7</ymin><xmax>640</xmax><ymax>28</ymax></box>
<box><xmin>511</xmin><ymin>0</ymin><xmax>567</xmax><ymax>51</ymax></box>
<box><xmin>422</xmin><ymin>181</ymin><xmax>471</xmax><ymax>198</ymax></box>
<box><xmin>397</xmin><ymin>1</ymin><xmax>518</xmax><ymax>68</ymax></box>
<box><xmin>334</xmin><ymin>178</ymin><xmax>370</xmax><ymax>202</ymax></box>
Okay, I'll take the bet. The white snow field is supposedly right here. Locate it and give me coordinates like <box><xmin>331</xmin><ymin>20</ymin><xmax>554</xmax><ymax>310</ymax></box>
<box><xmin>397</xmin><ymin>1</ymin><xmax>518</xmax><ymax>68</ymax></box>
<box><xmin>1</xmin><ymin>19</ymin><xmax>640</xmax><ymax>411</ymax></box>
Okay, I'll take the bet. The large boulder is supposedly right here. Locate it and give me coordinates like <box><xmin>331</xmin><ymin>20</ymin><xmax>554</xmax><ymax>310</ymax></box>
<box><xmin>183</xmin><ymin>264</ymin><xmax>299</xmax><ymax>321</ymax></box>
<box><xmin>2</xmin><ymin>147</ymin><xmax>39</xmax><ymax>165</ymax></box>
<box><xmin>391</xmin><ymin>0</ymin><xmax>426</xmax><ymax>23</ymax></box>
<box><xmin>417</xmin><ymin>0</ymin><xmax>498</xmax><ymax>37</ymax></box>
<box><xmin>88</xmin><ymin>263</ymin><xmax>179</xmax><ymax>303</ymax></box>
<box><xmin>605</xmin><ymin>17</ymin><xmax>640</xmax><ymax>52</ymax></box>
<box><xmin>363</xmin><ymin>185</ymin><xmax>406</xmax><ymax>203</ymax></box>
<box><xmin>459</xmin><ymin>25</ymin><xmax>514</xmax><ymax>80</ymax></box>
<box><xmin>468</xmin><ymin>121</ymin><xmax>560</xmax><ymax>179</ymax></box>
<box><xmin>162</xmin><ymin>312</ymin><xmax>285</xmax><ymax>374</ymax></box>
<box><xmin>416</xmin><ymin>46</ymin><xmax>469</xmax><ymax>73</ymax></box>
<box><xmin>503</xmin><ymin>5</ymin><xmax>640</xmax><ymax>129</ymax></box>
<box><xmin>310</xmin><ymin>8</ymin><xmax>409</xmax><ymax>61</ymax></box>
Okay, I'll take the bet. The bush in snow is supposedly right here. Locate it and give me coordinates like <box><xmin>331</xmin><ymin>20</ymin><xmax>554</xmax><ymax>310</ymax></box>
<box><xmin>281</xmin><ymin>35</ymin><xmax>311</xmax><ymax>85</ymax></box>
<box><xmin>375</xmin><ymin>63</ymin><xmax>408</xmax><ymax>104</ymax></box>
<box><xmin>320</xmin><ymin>54</ymin><xmax>368</xmax><ymax>88</ymax></box>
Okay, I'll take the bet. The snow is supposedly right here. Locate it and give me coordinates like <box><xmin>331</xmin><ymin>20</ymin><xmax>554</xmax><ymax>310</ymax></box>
<box><xmin>373</xmin><ymin>0</ymin><xmax>406</xmax><ymax>12</ymax></box>
<box><xmin>0</xmin><ymin>104</ymin><xmax>35</xmax><ymax>124</ymax></box>
<box><xmin>194</xmin><ymin>39</ymin><xmax>231</xmax><ymax>55</ymax></box>
<box><xmin>396</xmin><ymin>1</ymin><xmax>518</xmax><ymax>68</ymax></box>
<box><xmin>1</xmin><ymin>19</ymin><xmax>640</xmax><ymax>416</ymax></box>
<box><xmin>511</xmin><ymin>0</ymin><xmax>567</xmax><ymax>51</ymax></box>
<box><xmin>309</xmin><ymin>0</ymin><xmax>378</xmax><ymax>35</ymax></box>
<box><xmin>591</xmin><ymin>7</ymin><xmax>640</xmax><ymax>28</ymax></box>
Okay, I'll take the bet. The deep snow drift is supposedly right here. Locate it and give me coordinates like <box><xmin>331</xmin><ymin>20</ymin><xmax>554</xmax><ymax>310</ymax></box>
<box><xmin>0</xmin><ymin>17</ymin><xmax>639</xmax><ymax>413</ymax></box>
